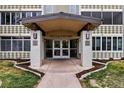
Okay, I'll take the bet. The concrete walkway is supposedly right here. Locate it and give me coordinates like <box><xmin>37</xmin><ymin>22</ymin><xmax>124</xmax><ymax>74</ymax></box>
<box><xmin>37</xmin><ymin>59</ymin><xmax>83</xmax><ymax>88</ymax></box>
<box><xmin>37</xmin><ymin>73</ymin><xmax>81</xmax><ymax>88</ymax></box>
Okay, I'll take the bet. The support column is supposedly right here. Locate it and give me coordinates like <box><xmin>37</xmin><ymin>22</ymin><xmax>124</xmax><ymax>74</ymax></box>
<box><xmin>80</xmin><ymin>31</ymin><xmax>92</xmax><ymax>68</ymax></box>
<box><xmin>30</xmin><ymin>30</ymin><xmax>43</xmax><ymax>68</ymax></box>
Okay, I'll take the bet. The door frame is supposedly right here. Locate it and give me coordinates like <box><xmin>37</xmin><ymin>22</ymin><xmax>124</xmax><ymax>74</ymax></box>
<box><xmin>53</xmin><ymin>39</ymin><xmax>70</xmax><ymax>59</ymax></box>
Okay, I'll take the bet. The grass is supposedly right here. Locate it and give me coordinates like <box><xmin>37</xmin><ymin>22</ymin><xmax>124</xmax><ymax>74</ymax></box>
<box><xmin>0</xmin><ymin>60</ymin><xmax>40</xmax><ymax>88</ymax></box>
<box><xmin>80</xmin><ymin>60</ymin><xmax>124</xmax><ymax>88</ymax></box>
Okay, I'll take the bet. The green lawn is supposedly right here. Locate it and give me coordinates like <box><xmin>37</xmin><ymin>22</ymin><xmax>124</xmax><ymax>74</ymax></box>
<box><xmin>80</xmin><ymin>60</ymin><xmax>124</xmax><ymax>88</ymax></box>
<box><xmin>0</xmin><ymin>60</ymin><xmax>40</xmax><ymax>88</ymax></box>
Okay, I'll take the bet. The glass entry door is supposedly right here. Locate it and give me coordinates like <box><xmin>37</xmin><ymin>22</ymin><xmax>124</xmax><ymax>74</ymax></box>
<box><xmin>53</xmin><ymin>40</ymin><xmax>70</xmax><ymax>59</ymax></box>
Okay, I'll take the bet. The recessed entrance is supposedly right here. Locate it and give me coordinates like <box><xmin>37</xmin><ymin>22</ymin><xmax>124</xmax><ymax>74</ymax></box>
<box><xmin>45</xmin><ymin>39</ymin><xmax>78</xmax><ymax>59</ymax></box>
<box><xmin>22</xmin><ymin>12</ymin><xmax>101</xmax><ymax>68</ymax></box>
<box><xmin>53</xmin><ymin>40</ymin><xmax>70</xmax><ymax>59</ymax></box>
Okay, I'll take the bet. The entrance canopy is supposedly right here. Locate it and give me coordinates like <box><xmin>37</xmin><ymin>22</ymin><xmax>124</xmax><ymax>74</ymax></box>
<box><xmin>22</xmin><ymin>12</ymin><xmax>101</xmax><ymax>36</ymax></box>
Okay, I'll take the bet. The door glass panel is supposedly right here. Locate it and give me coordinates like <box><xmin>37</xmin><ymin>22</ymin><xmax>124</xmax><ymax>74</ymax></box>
<box><xmin>46</xmin><ymin>50</ymin><xmax>53</xmax><ymax>57</ymax></box>
<box><xmin>46</xmin><ymin>40</ymin><xmax>52</xmax><ymax>48</ymax></box>
<box><xmin>70</xmin><ymin>39</ymin><xmax>77</xmax><ymax>48</ymax></box>
<box><xmin>54</xmin><ymin>50</ymin><xmax>60</xmax><ymax>56</ymax></box>
<box><xmin>62</xmin><ymin>40</ymin><xmax>68</xmax><ymax>48</ymax></box>
<box><xmin>54</xmin><ymin>41</ymin><xmax>60</xmax><ymax>48</ymax></box>
<box><xmin>70</xmin><ymin>50</ymin><xmax>77</xmax><ymax>57</ymax></box>
<box><xmin>53</xmin><ymin>40</ymin><xmax>70</xmax><ymax>58</ymax></box>
<box><xmin>62</xmin><ymin>50</ymin><xmax>68</xmax><ymax>56</ymax></box>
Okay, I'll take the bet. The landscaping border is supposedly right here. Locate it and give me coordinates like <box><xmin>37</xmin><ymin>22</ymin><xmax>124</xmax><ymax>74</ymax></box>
<box><xmin>6</xmin><ymin>60</ymin><xmax>45</xmax><ymax>77</ymax></box>
<box><xmin>15</xmin><ymin>62</ymin><xmax>45</xmax><ymax>77</ymax></box>
<box><xmin>76</xmin><ymin>61</ymin><xmax>113</xmax><ymax>80</ymax></box>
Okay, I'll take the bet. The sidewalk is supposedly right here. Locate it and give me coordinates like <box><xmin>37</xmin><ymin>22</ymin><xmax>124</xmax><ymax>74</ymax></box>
<box><xmin>37</xmin><ymin>73</ymin><xmax>82</xmax><ymax>88</ymax></box>
<box><xmin>37</xmin><ymin>59</ymin><xmax>82</xmax><ymax>88</ymax></box>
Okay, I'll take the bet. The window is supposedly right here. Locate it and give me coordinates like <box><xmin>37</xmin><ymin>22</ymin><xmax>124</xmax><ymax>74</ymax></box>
<box><xmin>0</xmin><ymin>37</ymin><xmax>31</xmax><ymax>51</ymax></box>
<box><xmin>1</xmin><ymin>11</ymin><xmax>42</xmax><ymax>25</ymax></box>
<box><xmin>6</xmin><ymin>12</ymin><xmax>10</xmax><ymax>25</ymax></box>
<box><xmin>26</xmin><ymin>12</ymin><xmax>32</xmax><ymax>17</ymax></box>
<box><xmin>92</xmin><ymin>37</ymin><xmax>95</xmax><ymax>50</ymax></box>
<box><xmin>70</xmin><ymin>39</ymin><xmax>77</xmax><ymax>48</ymax></box>
<box><xmin>107</xmin><ymin>37</ymin><xmax>111</xmax><ymax>50</ymax></box>
<box><xmin>81</xmin><ymin>12</ymin><xmax>91</xmax><ymax>17</ymax></box>
<box><xmin>12</xmin><ymin>12</ymin><xmax>15</xmax><ymax>25</ymax></box>
<box><xmin>96</xmin><ymin>37</ymin><xmax>101</xmax><ymax>50</ymax></box>
<box><xmin>36</xmin><ymin>12</ymin><xmax>42</xmax><ymax>16</ymax></box>
<box><xmin>46</xmin><ymin>40</ymin><xmax>52</xmax><ymax>48</ymax></box>
<box><xmin>12</xmin><ymin>40</ymin><xmax>22</xmax><ymax>51</ymax></box>
<box><xmin>1</xmin><ymin>37</ymin><xmax>11</xmax><ymax>51</ymax></box>
<box><xmin>24</xmin><ymin>40</ymin><xmax>30</xmax><ymax>51</ymax></box>
<box><xmin>70</xmin><ymin>39</ymin><xmax>78</xmax><ymax>57</ymax></box>
<box><xmin>93</xmin><ymin>36</ymin><xmax>122</xmax><ymax>51</ymax></box>
<box><xmin>102</xmin><ymin>37</ymin><xmax>106</xmax><ymax>50</ymax></box>
<box><xmin>32</xmin><ymin>12</ymin><xmax>37</xmax><ymax>17</ymax></box>
<box><xmin>113</xmin><ymin>37</ymin><xmax>117</xmax><ymax>51</ymax></box>
<box><xmin>15</xmin><ymin>12</ymin><xmax>21</xmax><ymax>24</ymax></box>
<box><xmin>92</xmin><ymin>12</ymin><xmax>101</xmax><ymax>18</ymax></box>
<box><xmin>45</xmin><ymin>39</ymin><xmax>53</xmax><ymax>58</ymax></box>
<box><xmin>103</xmin><ymin>12</ymin><xmax>112</xmax><ymax>24</ymax></box>
<box><xmin>1</xmin><ymin>12</ymin><xmax>5</xmax><ymax>24</ymax></box>
<box><xmin>1</xmin><ymin>40</ymin><xmax>11</xmax><ymax>51</ymax></box>
<box><xmin>22</xmin><ymin>12</ymin><xmax>26</xmax><ymax>18</ymax></box>
<box><xmin>118</xmin><ymin>37</ymin><xmax>122</xmax><ymax>50</ymax></box>
<box><xmin>113</xmin><ymin>12</ymin><xmax>122</xmax><ymax>24</ymax></box>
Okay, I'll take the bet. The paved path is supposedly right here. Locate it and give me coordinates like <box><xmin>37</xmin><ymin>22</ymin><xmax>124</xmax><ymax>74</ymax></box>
<box><xmin>37</xmin><ymin>73</ymin><xmax>81</xmax><ymax>88</ymax></box>
<box><xmin>37</xmin><ymin>59</ymin><xmax>82</xmax><ymax>88</ymax></box>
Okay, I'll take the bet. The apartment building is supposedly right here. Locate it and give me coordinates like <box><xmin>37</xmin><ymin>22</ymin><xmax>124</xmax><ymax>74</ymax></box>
<box><xmin>0</xmin><ymin>5</ymin><xmax>123</xmax><ymax>68</ymax></box>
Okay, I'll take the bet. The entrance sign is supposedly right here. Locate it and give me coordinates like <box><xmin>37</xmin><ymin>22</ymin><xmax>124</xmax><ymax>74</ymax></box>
<box><xmin>33</xmin><ymin>33</ymin><xmax>37</xmax><ymax>39</ymax></box>
<box><xmin>85</xmin><ymin>31</ymin><xmax>90</xmax><ymax>46</ymax></box>
<box><xmin>85</xmin><ymin>40</ymin><xmax>90</xmax><ymax>46</ymax></box>
<box><xmin>86</xmin><ymin>31</ymin><xmax>90</xmax><ymax>39</ymax></box>
<box><xmin>32</xmin><ymin>32</ymin><xmax>38</xmax><ymax>46</ymax></box>
<box><xmin>33</xmin><ymin>40</ymin><xmax>38</xmax><ymax>46</ymax></box>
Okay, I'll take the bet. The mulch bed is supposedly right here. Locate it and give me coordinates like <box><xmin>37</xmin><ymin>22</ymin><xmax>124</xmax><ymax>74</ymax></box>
<box><xmin>14</xmin><ymin>59</ymin><xmax>30</xmax><ymax>63</ymax></box>
<box><xmin>93</xmin><ymin>59</ymin><xmax>110</xmax><ymax>63</ymax></box>
<box><xmin>16</xmin><ymin>62</ymin><xmax>45</xmax><ymax>77</ymax></box>
<box><xmin>0</xmin><ymin>59</ymin><xmax>30</xmax><ymax>63</ymax></box>
<box><xmin>76</xmin><ymin>62</ymin><xmax>105</xmax><ymax>78</ymax></box>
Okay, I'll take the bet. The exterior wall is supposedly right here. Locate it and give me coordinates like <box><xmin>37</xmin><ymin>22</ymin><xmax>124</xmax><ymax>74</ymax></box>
<box><xmin>0</xmin><ymin>5</ymin><xmax>43</xmax><ymax>11</ymax></box>
<box><xmin>53</xmin><ymin>5</ymin><xmax>69</xmax><ymax>13</ymax></box>
<box><xmin>79</xmin><ymin>5</ymin><xmax>124</xmax><ymax>59</ymax></box>
<box><xmin>0</xmin><ymin>5</ymin><xmax>124</xmax><ymax>60</ymax></box>
<box><xmin>43</xmin><ymin>5</ymin><xmax>79</xmax><ymax>14</ymax></box>
<box><xmin>0</xmin><ymin>5</ymin><xmax>43</xmax><ymax>59</ymax></box>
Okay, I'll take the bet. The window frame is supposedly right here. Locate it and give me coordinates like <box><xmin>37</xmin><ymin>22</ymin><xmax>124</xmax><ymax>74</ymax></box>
<box><xmin>113</xmin><ymin>37</ymin><xmax>117</xmax><ymax>51</ymax></box>
<box><xmin>96</xmin><ymin>37</ymin><xmax>101</xmax><ymax>51</ymax></box>
<box><xmin>113</xmin><ymin>12</ymin><xmax>122</xmax><ymax>25</ymax></box>
<box><xmin>92</xmin><ymin>37</ymin><xmax>95</xmax><ymax>51</ymax></box>
<box><xmin>1</xmin><ymin>37</ymin><xmax>11</xmax><ymax>51</ymax></box>
<box><xmin>118</xmin><ymin>37</ymin><xmax>122</xmax><ymax>51</ymax></box>
<box><xmin>102</xmin><ymin>12</ymin><xmax>112</xmax><ymax>25</ymax></box>
<box><xmin>102</xmin><ymin>37</ymin><xmax>106</xmax><ymax>51</ymax></box>
<box><xmin>107</xmin><ymin>37</ymin><xmax>111</xmax><ymax>51</ymax></box>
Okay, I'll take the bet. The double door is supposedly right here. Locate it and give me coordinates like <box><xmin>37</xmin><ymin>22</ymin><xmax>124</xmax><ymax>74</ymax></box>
<box><xmin>53</xmin><ymin>40</ymin><xmax>70</xmax><ymax>59</ymax></box>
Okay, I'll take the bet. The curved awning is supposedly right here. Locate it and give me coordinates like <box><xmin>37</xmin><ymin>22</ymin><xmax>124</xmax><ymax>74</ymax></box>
<box><xmin>22</xmin><ymin>12</ymin><xmax>101</xmax><ymax>35</ymax></box>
